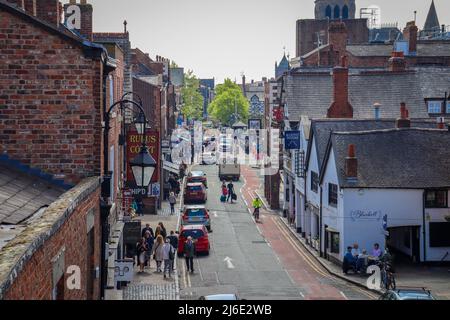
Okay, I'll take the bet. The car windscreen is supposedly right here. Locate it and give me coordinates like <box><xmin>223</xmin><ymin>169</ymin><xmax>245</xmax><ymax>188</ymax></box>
<box><xmin>186</xmin><ymin>209</ymin><xmax>206</xmax><ymax>216</ymax></box>
<box><xmin>181</xmin><ymin>229</ymin><xmax>204</xmax><ymax>239</ymax></box>
<box><xmin>188</xmin><ymin>185</ymin><xmax>203</xmax><ymax>191</ymax></box>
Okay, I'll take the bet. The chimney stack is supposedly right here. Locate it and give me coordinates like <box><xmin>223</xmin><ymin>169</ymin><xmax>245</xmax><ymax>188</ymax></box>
<box><xmin>328</xmin><ymin>21</ymin><xmax>348</xmax><ymax>66</ymax></box>
<box><xmin>36</xmin><ymin>0</ymin><xmax>60</xmax><ymax>26</ymax></box>
<box><xmin>396</xmin><ymin>102</ymin><xmax>411</xmax><ymax>128</ymax></box>
<box><xmin>388</xmin><ymin>51</ymin><xmax>406</xmax><ymax>72</ymax></box>
<box><xmin>345</xmin><ymin>144</ymin><xmax>358</xmax><ymax>179</ymax></box>
<box><xmin>64</xmin><ymin>0</ymin><xmax>93</xmax><ymax>41</ymax></box>
<box><xmin>403</xmin><ymin>21</ymin><xmax>418</xmax><ymax>54</ymax></box>
<box><xmin>327</xmin><ymin>56</ymin><xmax>353</xmax><ymax>118</ymax></box>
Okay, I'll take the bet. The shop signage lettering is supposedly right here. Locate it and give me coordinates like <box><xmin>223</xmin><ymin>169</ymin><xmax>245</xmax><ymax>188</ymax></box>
<box><xmin>350</xmin><ymin>210</ymin><xmax>382</xmax><ymax>221</ymax></box>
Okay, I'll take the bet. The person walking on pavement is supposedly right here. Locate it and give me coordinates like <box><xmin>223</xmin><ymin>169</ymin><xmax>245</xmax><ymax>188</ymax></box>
<box><xmin>144</xmin><ymin>231</ymin><xmax>154</xmax><ymax>269</ymax></box>
<box><xmin>227</xmin><ymin>181</ymin><xmax>235</xmax><ymax>203</ymax></box>
<box><xmin>158</xmin><ymin>222</ymin><xmax>167</xmax><ymax>239</ymax></box>
<box><xmin>168</xmin><ymin>192</ymin><xmax>177</xmax><ymax>215</ymax></box>
<box><xmin>252</xmin><ymin>196</ymin><xmax>263</xmax><ymax>223</ymax></box>
<box><xmin>162</xmin><ymin>238</ymin><xmax>175</xmax><ymax>279</ymax></box>
<box><xmin>152</xmin><ymin>235</ymin><xmax>164</xmax><ymax>273</ymax></box>
<box><xmin>136</xmin><ymin>237</ymin><xmax>148</xmax><ymax>273</ymax></box>
<box><xmin>168</xmin><ymin>174</ymin><xmax>177</xmax><ymax>194</ymax></box>
<box><xmin>167</xmin><ymin>230</ymin><xmax>179</xmax><ymax>272</ymax></box>
<box><xmin>184</xmin><ymin>236</ymin><xmax>196</xmax><ymax>273</ymax></box>
<box><xmin>136</xmin><ymin>197</ymin><xmax>145</xmax><ymax>216</ymax></box>
<box><xmin>142</xmin><ymin>223</ymin><xmax>154</xmax><ymax>238</ymax></box>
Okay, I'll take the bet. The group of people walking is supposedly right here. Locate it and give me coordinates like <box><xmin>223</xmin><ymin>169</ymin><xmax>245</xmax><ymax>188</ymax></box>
<box><xmin>221</xmin><ymin>181</ymin><xmax>236</xmax><ymax>203</ymax></box>
<box><xmin>136</xmin><ymin>222</ymin><xmax>179</xmax><ymax>279</ymax></box>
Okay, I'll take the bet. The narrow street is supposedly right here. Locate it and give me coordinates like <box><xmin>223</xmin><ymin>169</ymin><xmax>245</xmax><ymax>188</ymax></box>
<box><xmin>179</xmin><ymin>164</ymin><xmax>378</xmax><ymax>300</ymax></box>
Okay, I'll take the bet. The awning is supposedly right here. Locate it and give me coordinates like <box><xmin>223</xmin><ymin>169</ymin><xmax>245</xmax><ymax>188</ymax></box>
<box><xmin>326</xmin><ymin>227</ymin><xmax>340</xmax><ymax>233</ymax></box>
<box><xmin>163</xmin><ymin>161</ymin><xmax>179</xmax><ymax>175</ymax></box>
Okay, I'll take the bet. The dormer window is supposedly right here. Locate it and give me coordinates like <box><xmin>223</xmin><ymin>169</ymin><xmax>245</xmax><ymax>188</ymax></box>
<box><xmin>427</xmin><ymin>101</ymin><xmax>442</xmax><ymax>114</ymax></box>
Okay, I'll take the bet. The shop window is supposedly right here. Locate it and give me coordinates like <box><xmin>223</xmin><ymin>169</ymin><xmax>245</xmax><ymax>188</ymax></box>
<box><xmin>429</xmin><ymin>222</ymin><xmax>450</xmax><ymax>247</ymax></box>
<box><xmin>425</xmin><ymin>189</ymin><xmax>448</xmax><ymax>208</ymax></box>
<box><xmin>311</xmin><ymin>171</ymin><xmax>319</xmax><ymax>193</ymax></box>
<box><xmin>330</xmin><ymin>232</ymin><xmax>340</xmax><ymax>254</ymax></box>
<box><xmin>328</xmin><ymin>183</ymin><xmax>338</xmax><ymax>207</ymax></box>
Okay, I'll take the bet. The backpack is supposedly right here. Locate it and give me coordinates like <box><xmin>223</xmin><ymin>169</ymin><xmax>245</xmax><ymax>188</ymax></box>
<box><xmin>169</xmin><ymin>245</ymin><xmax>175</xmax><ymax>260</ymax></box>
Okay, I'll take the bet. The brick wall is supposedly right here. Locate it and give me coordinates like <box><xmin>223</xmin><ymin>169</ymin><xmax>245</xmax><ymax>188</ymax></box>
<box><xmin>0</xmin><ymin>9</ymin><xmax>104</xmax><ymax>185</ymax></box>
<box><xmin>1</xmin><ymin>178</ymin><xmax>101</xmax><ymax>300</ymax></box>
<box><xmin>132</xmin><ymin>77</ymin><xmax>160</xmax><ymax>130</ymax></box>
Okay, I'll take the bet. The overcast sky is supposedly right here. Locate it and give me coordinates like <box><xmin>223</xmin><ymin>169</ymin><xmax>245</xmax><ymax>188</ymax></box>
<box><xmin>64</xmin><ymin>0</ymin><xmax>450</xmax><ymax>83</ymax></box>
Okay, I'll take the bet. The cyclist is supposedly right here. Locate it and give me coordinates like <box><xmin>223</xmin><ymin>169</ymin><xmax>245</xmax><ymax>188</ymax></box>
<box><xmin>252</xmin><ymin>197</ymin><xmax>263</xmax><ymax>222</ymax></box>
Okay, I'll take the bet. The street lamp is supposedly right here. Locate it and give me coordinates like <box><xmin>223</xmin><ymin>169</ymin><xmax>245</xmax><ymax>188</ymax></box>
<box><xmin>130</xmin><ymin>145</ymin><xmax>157</xmax><ymax>188</ymax></box>
<box><xmin>134</xmin><ymin>111</ymin><xmax>147</xmax><ymax>136</ymax></box>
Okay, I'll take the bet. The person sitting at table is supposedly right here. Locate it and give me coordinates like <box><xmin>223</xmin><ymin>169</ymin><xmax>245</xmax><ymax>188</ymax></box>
<box><xmin>372</xmin><ymin>243</ymin><xmax>382</xmax><ymax>258</ymax></box>
<box><xmin>343</xmin><ymin>246</ymin><xmax>357</xmax><ymax>274</ymax></box>
<box><xmin>356</xmin><ymin>249</ymin><xmax>369</xmax><ymax>273</ymax></box>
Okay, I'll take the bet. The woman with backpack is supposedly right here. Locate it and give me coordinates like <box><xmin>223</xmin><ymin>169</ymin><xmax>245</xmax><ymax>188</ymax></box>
<box><xmin>152</xmin><ymin>235</ymin><xmax>165</xmax><ymax>273</ymax></box>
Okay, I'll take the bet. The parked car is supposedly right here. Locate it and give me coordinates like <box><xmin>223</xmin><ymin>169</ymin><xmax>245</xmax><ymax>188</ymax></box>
<box><xmin>199</xmin><ymin>294</ymin><xmax>239</xmax><ymax>300</ymax></box>
<box><xmin>178</xmin><ymin>225</ymin><xmax>210</xmax><ymax>256</ymax></box>
<box><xmin>379</xmin><ymin>288</ymin><xmax>435</xmax><ymax>300</ymax></box>
<box><xmin>187</xmin><ymin>171</ymin><xmax>208</xmax><ymax>187</ymax></box>
<box><xmin>202</xmin><ymin>151</ymin><xmax>217</xmax><ymax>165</ymax></box>
<box><xmin>184</xmin><ymin>182</ymin><xmax>207</xmax><ymax>204</ymax></box>
<box><xmin>181</xmin><ymin>205</ymin><xmax>212</xmax><ymax>232</ymax></box>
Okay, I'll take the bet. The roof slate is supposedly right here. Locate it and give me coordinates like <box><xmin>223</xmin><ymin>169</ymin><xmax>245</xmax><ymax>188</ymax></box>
<box><xmin>329</xmin><ymin>129</ymin><xmax>450</xmax><ymax>188</ymax></box>
<box><xmin>0</xmin><ymin>165</ymin><xmax>65</xmax><ymax>225</ymax></box>
<box><xmin>285</xmin><ymin>67</ymin><xmax>450</xmax><ymax>121</ymax></box>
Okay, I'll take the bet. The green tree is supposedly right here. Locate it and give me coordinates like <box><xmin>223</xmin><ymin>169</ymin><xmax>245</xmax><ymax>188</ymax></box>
<box><xmin>170</xmin><ymin>60</ymin><xmax>179</xmax><ymax>68</ymax></box>
<box><xmin>208</xmin><ymin>78</ymin><xmax>249</xmax><ymax>126</ymax></box>
<box><xmin>181</xmin><ymin>70</ymin><xmax>204</xmax><ymax>121</ymax></box>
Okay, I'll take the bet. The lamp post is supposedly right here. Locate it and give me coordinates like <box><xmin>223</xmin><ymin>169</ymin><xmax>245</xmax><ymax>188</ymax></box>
<box><xmin>100</xmin><ymin>98</ymin><xmax>156</xmax><ymax>299</ymax></box>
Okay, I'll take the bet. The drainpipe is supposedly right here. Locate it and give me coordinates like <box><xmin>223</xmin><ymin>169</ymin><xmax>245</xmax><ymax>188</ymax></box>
<box><xmin>422</xmin><ymin>190</ymin><xmax>427</xmax><ymax>262</ymax></box>
<box><xmin>319</xmin><ymin>185</ymin><xmax>323</xmax><ymax>257</ymax></box>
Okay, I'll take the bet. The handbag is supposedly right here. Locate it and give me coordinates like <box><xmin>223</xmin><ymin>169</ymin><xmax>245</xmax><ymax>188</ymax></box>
<box><xmin>232</xmin><ymin>193</ymin><xmax>237</xmax><ymax>201</ymax></box>
<box><xmin>169</xmin><ymin>246</ymin><xmax>175</xmax><ymax>260</ymax></box>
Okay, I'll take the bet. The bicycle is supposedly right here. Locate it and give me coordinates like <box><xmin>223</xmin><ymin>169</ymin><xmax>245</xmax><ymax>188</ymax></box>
<box><xmin>379</xmin><ymin>261</ymin><xmax>396</xmax><ymax>290</ymax></box>
<box><xmin>253</xmin><ymin>207</ymin><xmax>260</xmax><ymax>222</ymax></box>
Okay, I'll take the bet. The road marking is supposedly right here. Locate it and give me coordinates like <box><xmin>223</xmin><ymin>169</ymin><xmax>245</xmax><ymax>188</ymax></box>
<box><xmin>224</xmin><ymin>257</ymin><xmax>235</xmax><ymax>269</ymax></box>
<box><xmin>182</xmin><ymin>258</ymin><xmax>187</xmax><ymax>289</ymax></box>
<box><xmin>340</xmin><ymin>291</ymin><xmax>348</xmax><ymax>300</ymax></box>
<box><xmin>196</xmin><ymin>259</ymin><xmax>204</xmax><ymax>282</ymax></box>
<box><xmin>299</xmin><ymin>292</ymin><xmax>305</xmax><ymax>298</ymax></box>
<box><xmin>214</xmin><ymin>271</ymin><xmax>220</xmax><ymax>285</ymax></box>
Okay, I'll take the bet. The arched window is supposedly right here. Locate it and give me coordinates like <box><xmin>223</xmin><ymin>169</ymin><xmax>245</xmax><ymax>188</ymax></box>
<box><xmin>334</xmin><ymin>5</ymin><xmax>340</xmax><ymax>19</ymax></box>
<box><xmin>325</xmin><ymin>5</ymin><xmax>332</xmax><ymax>19</ymax></box>
<box><xmin>342</xmin><ymin>5</ymin><xmax>349</xmax><ymax>19</ymax></box>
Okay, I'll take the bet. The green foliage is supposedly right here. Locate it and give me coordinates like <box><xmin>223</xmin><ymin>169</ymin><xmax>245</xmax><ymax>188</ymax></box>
<box><xmin>181</xmin><ymin>70</ymin><xmax>204</xmax><ymax>121</ymax></box>
<box><xmin>208</xmin><ymin>79</ymin><xmax>249</xmax><ymax>126</ymax></box>
<box><xmin>170</xmin><ymin>60</ymin><xmax>179</xmax><ymax>68</ymax></box>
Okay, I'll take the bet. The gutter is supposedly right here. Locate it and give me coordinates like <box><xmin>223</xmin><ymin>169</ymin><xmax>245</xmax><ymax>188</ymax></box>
<box><xmin>422</xmin><ymin>190</ymin><xmax>427</xmax><ymax>262</ymax></box>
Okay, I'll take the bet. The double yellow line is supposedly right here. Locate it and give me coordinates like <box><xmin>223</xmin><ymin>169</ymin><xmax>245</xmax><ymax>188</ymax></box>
<box><xmin>271</xmin><ymin>216</ymin><xmax>378</xmax><ymax>300</ymax></box>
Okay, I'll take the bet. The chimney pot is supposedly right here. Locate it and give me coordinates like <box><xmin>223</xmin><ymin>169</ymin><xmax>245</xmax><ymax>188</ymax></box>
<box><xmin>437</xmin><ymin>117</ymin><xmax>445</xmax><ymax>129</ymax></box>
<box><xmin>397</xmin><ymin>102</ymin><xmax>411</xmax><ymax>128</ymax></box>
<box><xmin>345</xmin><ymin>144</ymin><xmax>357</xmax><ymax>179</ymax></box>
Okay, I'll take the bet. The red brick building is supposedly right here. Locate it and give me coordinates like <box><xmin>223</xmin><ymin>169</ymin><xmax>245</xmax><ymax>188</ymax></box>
<box><xmin>0</xmin><ymin>0</ymin><xmax>123</xmax><ymax>300</ymax></box>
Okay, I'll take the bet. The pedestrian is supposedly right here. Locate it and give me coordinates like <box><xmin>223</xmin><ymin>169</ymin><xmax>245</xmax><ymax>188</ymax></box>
<box><xmin>136</xmin><ymin>197</ymin><xmax>145</xmax><ymax>216</ymax></box>
<box><xmin>175</xmin><ymin>179</ymin><xmax>181</xmax><ymax>196</ymax></box>
<box><xmin>142</xmin><ymin>223</ymin><xmax>154</xmax><ymax>238</ymax></box>
<box><xmin>158</xmin><ymin>222</ymin><xmax>167</xmax><ymax>239</ymax></box>
<box><xmin>162</xmin><ymin>238</ymin><xmax>175</xmax><ymax>279</ymax></box>
<box><xmin>168</xmin><ymin>192</ymin><xmax>177</xmax><ymax>215</ymax></box>
<box><xmin>184</xmin><ymin>236</ymin><xmax>196</xmax><ymax>273</ymax></box>
<box><xmin>155</xmin><ymin>225</ymin><xmax>162</xmax><ymax>239</ymax></box>
<box><xmin>136</xmin><ymin>237</ymin><xmax>148</xmax><ymax>273</ymax></box>
<box><xmin>227</xmin><ymin>181</ymin><xmax>235</xmax><ymax>203</ymax></box>
<box><xmin>152</xmin><ymin>235</ymin><xmax>164</xmax><ymax>273</ymax></box>
<box><xmin>144</xmin><ymin>231</ymin><xmax>154</xmax><ymax>269</ymax></box>
<box><xmin>167</xmin><ymin>231</ymin><xmax>179</xmax><ymax>272</ymax></box>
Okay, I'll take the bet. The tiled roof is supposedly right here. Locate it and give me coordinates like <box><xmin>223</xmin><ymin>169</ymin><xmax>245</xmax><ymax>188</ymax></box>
<box><xmin>346</xmin><ymin>42</ymin><xmax>450</xmax><ymax>57</ymax></box>
<box><xmin>285</xmin><ymin>67</ymin><xmax>450</xmax><ymax>120</ymax></box>
<box><xmin>0</xmin><ymin>164</ymin><xmax>65</xmax><ymax>225</ymax></box>
<box><xmin>308</xmin><ymin>119</ymin><xmax>443</xmax><ymax>172</ymax></box>
<box><xmin>328</xmin><ymin>128</ymin><xmax>450</xmax><ymax>188</ymax></box>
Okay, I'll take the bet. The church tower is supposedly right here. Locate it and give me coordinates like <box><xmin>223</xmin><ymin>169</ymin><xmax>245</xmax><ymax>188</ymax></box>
<box><xmin>315</xmin><ymin>0</ymin><xmax>356</xmax><ymax>20</ymax></box>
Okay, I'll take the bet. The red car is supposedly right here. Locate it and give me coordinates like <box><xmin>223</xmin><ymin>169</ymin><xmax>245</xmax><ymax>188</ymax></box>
<box><xmin>178</xmin><ymin>225</ymin><xmax>210</xmax><ymax>256</ymax></box>
<box><xmin>184</xmin><ymin>182</ymin><xmax>207</xmax><ymax>204</ymax></box>
<box><xmin>187</xmin><ymin>171</ymin><xmax>208</xmax><ymax>188</ymax></box>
